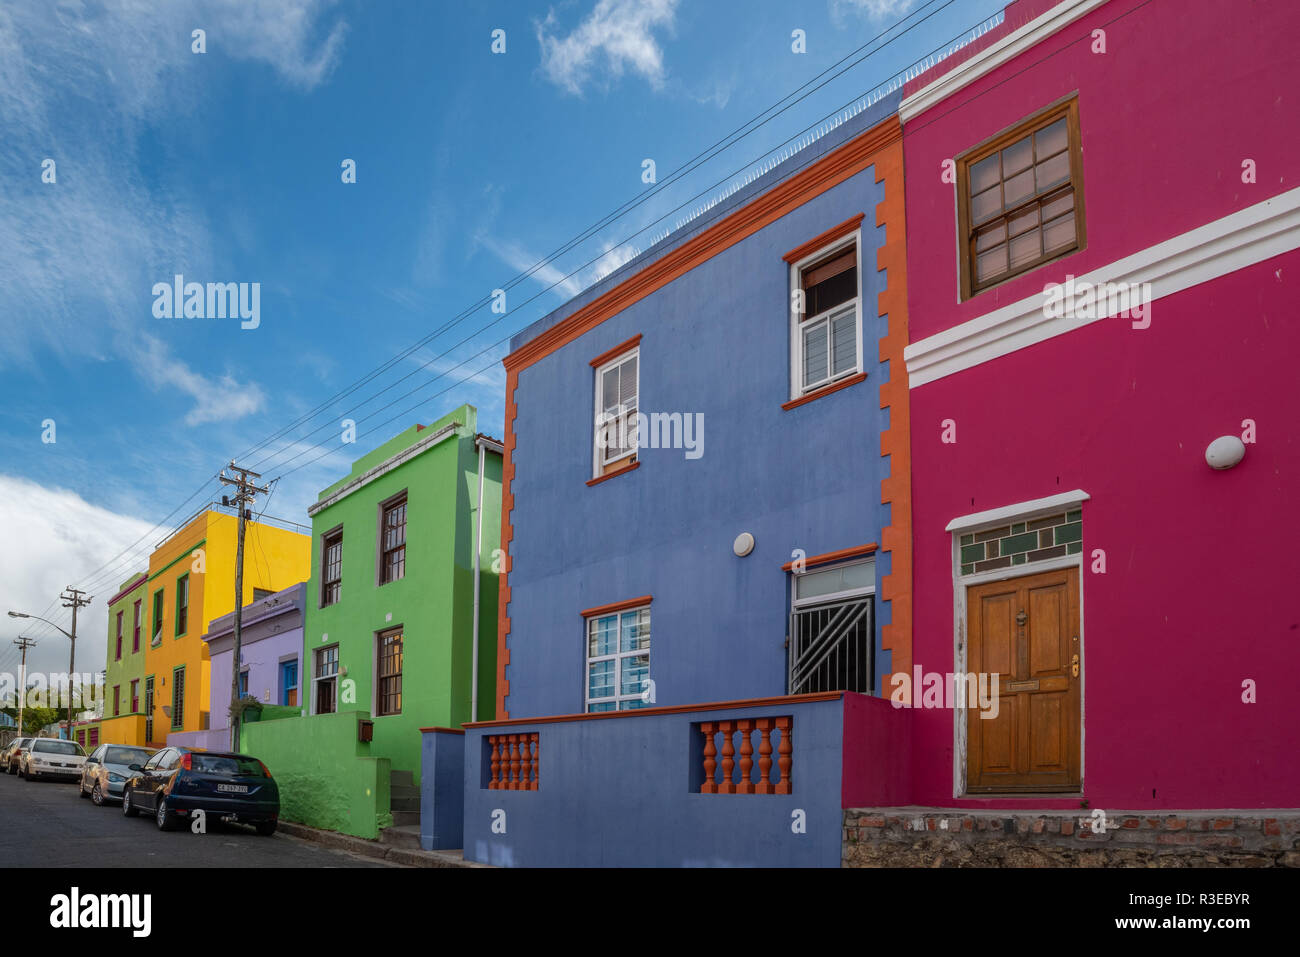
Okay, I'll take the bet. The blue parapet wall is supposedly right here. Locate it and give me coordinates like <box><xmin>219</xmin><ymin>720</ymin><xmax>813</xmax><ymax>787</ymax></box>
<box><xmin>420</xmin><ymin>728</ymin><xmax>466</xmax><ymax>851</ymax></box>
<box><xmin>462</xmin><ymin>695</ymin><xmax>846</xmax><ymax>867</ymax></box>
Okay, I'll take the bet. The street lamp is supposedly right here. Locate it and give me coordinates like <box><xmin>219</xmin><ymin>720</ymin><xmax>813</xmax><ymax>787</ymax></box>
<box><xmin>8</xmin><ymin>606</ymin><xmax>84</xmax><ymax>739</ymax></box>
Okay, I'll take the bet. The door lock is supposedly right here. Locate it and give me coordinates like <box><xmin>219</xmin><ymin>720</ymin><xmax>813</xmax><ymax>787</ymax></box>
<box><xmin>1070</xmin><ymin>653</ymin><xmax>1079</xmax><ymax>678</ymax></box>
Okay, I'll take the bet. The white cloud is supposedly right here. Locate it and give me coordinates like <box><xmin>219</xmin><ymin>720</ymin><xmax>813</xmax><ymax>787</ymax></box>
<box><xmin>536</xmin><ymin>0</ymin><xmax>678</xmax><ymax>95</ymax></box>
<box><xmin>137</xmin><ymin>334</ymin><xmax>266</xmax><ymax>426</ymax></box>
<box><xmin>832</xmin><ymin>0</ymin><xmax>921</xmax><ymax>20</ymax></box>
<box><xmin>0</xmin><ymin>475</ymin><xmax>156</xmax><ymax>681</ymax></box>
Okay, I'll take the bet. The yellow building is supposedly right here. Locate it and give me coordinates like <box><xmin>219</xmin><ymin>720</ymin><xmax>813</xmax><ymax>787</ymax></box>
<box><xmin>140</xmin><ymin>507</ymin><xmax>310</xmax><ymax>747</ymax></box>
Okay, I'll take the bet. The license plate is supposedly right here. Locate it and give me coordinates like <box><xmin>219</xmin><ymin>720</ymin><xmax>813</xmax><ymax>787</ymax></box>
<box><xmin>217</xmin><ymin>784</ymin><xmax>249</xmax><ymax>793</ymax></box>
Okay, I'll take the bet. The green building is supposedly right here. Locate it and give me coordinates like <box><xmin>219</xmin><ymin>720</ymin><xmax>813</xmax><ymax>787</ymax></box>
<box><xmin>100</xmin><ymin>571</ymin><xmax>149</xmax><ymax>747</ymax></box>
<box><xmin>243</xmin><ymin>405</ymin><xmax>502</xmax><ymax>839</ymax></box>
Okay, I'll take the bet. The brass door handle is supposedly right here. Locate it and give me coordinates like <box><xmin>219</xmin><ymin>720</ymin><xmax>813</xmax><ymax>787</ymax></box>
<box><xmin>1070</xmin><ymin>653</ymin><xmax>1079</xmax><ymax>678</ymax></box>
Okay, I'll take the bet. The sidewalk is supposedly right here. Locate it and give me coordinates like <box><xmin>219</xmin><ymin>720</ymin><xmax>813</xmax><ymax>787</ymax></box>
<box><xmin>277</xmin><ymin>820</ymin><xmax>489</xmax><ymax>868</ymax></box>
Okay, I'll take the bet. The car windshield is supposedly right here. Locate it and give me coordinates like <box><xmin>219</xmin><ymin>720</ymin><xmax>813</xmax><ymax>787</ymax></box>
<box><xmin>33</xmin><ymin>740</ymin><xmax>83</xmax><ymax>756</ymax></box>
<box><xmin>105</xmin><ymin>747</ymin><xmax>152</xmax><ymax>765</ymax></box>
<box><xmin>190</xmin><ymin>755</ymin><xmax>264</xmax><ymax>776</ymax></box>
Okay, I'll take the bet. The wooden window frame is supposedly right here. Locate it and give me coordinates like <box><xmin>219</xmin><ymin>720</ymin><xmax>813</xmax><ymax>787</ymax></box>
<box><xmin>174</xmin><ymin>574</ymin><xmax>189</xmax><ymax>638</ymax></box>
<box><xmin>170</xmin><ymin>666</ymin><xmax>185</xmax><ymax>731</ymax></box>
<box><xmin>375</xmin><ymin>627</ymin><xmax>403</xmax><ymax>717</ymax></box>
<box><xmin>956</xmin><ymin>96</ymin><xmax>1086</xmax><ymax>301</ymax></box>
<box><xmin>132</xmin><ymin>599</ymin><xmax>141</xmax><ymax>653</ymax></box>
<box><xmin>312</xmin><ymin>644</ymin><xmax>339</xmax><ymax>716</ymax></box>
<box><xmin>592</xmin><ymin>346</ymin><xmax>640</xmax><ymax>480</ymax></box>
<box><xmin>115</xmin><ymin>611</ymin><xmax>123</xmax><ymax>661</ymax></box>
<box><xmin>378</xmin><ymin>493</ymin><xmax>408</xmax><ymax>586</ymax></box>
<box><xmin>787</xmin><ymin>230</ymin><xmax>863</xmax><ymax>400</ymax></box>
<box><xmin>151</xmin><ymin>588</ymin><xmax>165</xmax><ymax>645</ymax></box>
<box><xmin>130</xmin><ymin>679</ymin><xmax>139</xmax><ymax>714</ymax></box>
<box><xmin>320</xmin><ymin>525</ymin><xmax>343</xmax><ymax>607</ymax></box>
<box><xmin>113</xmin><ymin>685</ymin><xmax>120</xmax><ymax>717</ymax></box>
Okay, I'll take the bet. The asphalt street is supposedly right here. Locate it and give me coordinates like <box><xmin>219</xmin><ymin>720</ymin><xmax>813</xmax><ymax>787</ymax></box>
<box><xmin>0</xmin><ymin>767</ymin><xmax>398</xmax><ymax>867</ymax></box>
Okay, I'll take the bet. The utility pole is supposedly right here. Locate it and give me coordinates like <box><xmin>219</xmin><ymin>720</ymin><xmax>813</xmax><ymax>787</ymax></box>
<box><xmin>12</xmin><ymin>637</ymin><xmax>35</xmax><ymax>735</ymax></box>
<box><xmin>219</xmin><ymin>462</ymin><xmax>271</xmax><ymax>752</ymax></box>
<box><xmin>60</xmin><ymin>587</ymin><xmax>91</xmax><ymax>739</ymax></box>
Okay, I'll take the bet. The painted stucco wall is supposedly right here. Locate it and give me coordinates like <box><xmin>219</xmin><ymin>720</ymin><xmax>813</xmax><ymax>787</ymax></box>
<box><xmin>502</xmin><ymin>101</ymin><xmax>903</xmax><ymax>720</ymax></box>
<box><xmin>901</xmin><ymin>0</ymin><xmax>1300</xmax><ymax>808</ymax></box>
<box><xmin>241</xmin><ymin>709</ymin><xmax>391</xmax><ymax>839</ymax></box>
<box><xmin>463</xmin><ymin>697</ymin><xmax>846</xmax><ymax>867</ymax></box>
<box><xmin>103</xmin><ymin>573</ymin><xmax>147</xmax><ymax>743</ymax></box>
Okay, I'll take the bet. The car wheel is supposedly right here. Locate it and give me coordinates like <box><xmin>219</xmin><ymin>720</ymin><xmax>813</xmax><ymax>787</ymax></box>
<box><xmin>122</xmin><ymin>788</ymin><xmax>139</xmax><ymax>817</ymax></box>
<box><xmin>155</xmin><ymin>797</ymin><xmax>174</xmax><ymax>832</ymax></box>
<box><xmin>255</xmin><ymin>820</ymin><xmax>278</xmax><ymax>837</ymax></box>
<box><xmin>92</xmin><ymin>783</ymin><xmax>105</xmax><ymax>806</ymax></box>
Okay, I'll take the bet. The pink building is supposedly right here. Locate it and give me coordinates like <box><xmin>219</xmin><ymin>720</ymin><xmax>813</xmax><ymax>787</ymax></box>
<box><xmin>896</xmin><ymin>0</ymin><xmax>1299</xmax><ymax>813</ymax></box>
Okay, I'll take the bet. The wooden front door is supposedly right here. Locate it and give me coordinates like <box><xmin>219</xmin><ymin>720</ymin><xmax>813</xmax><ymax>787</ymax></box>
<box><xmin>966</xmin><ymin>566</ymin><xmax>1080</xmax><ymax>793</ymax></box>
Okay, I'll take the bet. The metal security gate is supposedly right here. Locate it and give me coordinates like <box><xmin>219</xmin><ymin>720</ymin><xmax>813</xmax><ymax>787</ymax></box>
<box><xmin>788</xmin><ymin>595</ymin><xmax>874</xmax><ymax>695</ymax></box>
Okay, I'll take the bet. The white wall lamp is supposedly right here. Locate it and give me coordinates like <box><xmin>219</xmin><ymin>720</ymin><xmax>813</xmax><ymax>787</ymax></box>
<box><xmin>733</xmin><ymin>532</ymin><xmax>755</xmax><ymax>557</ymax></box>
<box><xmin>1205</xmin><ymin>435</ymin><xmax>1246</xmax><ymax>470</ymax></box>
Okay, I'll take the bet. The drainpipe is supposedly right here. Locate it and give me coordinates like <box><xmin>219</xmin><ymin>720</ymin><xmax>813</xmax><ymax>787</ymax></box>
<box><xmin>471</xmin><ymin>438</ymin><xmax>486</xmax><ymax>723</ymax></box>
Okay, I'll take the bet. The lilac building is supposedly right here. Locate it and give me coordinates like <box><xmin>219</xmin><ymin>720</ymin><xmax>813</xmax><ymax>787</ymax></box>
<box><xmin>168</xmin><ymin>583</ymin><xmax>304</xmax><ymax>751</ymax></box>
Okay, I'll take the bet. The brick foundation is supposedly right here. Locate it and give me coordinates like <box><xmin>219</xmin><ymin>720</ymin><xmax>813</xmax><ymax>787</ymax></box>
<box><xmin>842</xmin><ymin>808</ymin><xmax>1300</xmax><ymax>867</ymax></box>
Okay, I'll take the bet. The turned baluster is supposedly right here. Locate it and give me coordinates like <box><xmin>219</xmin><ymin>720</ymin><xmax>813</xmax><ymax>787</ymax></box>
<box><xmin>755</xmin><ymin>719</ymin><xmax>775</xmax><ymax>794</ymax></box>
<box><xmin>736</xmin><ymin>719</ymin><xmax>755</xmax><ymax>794</ymax></box>
<box><xmin>489</xmin><ymin>736</ymin><xmax>502</xmax><ymax>789</ymax></box>
<box><xmin>700</xmin><ymin>722</ymin><xmax>717</xmax><ymax>793</ymax></box>
<box><xmin>518</xmin><ymin>734</ymin><xmax>532</xmax><ymax>790</ymax></box>
<box><xmin>529</xmin><ymin>733</ymin><xmax>540</xmax><ymax>790</ymax></box>
<box><xmin>719</xmin><ymin>721</ymin><xmax>736</xmax><ymax>794</ymax></box>
<box><xmin>775</xmin><ymin>717</ymin><xmax>792</xmax><ymax>794</ymax></box>
<box><xmin>508</xmin><ymin>734</ymin><xmax>521</xmax><ymax>790</ymax></box>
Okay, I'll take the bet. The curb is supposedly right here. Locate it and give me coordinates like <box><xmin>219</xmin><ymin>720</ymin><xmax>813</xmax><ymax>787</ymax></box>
<box><xmin>277</xmin><ymin>820</ymin><xmax>487</xmax><ymax>868</ymax></box>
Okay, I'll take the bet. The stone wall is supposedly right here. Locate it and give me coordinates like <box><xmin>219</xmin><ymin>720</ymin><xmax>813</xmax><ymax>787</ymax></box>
<box><xmin>843</xmin><ymin>808</ymin><xmax>1300</xmax><ymax>867</ymax></box>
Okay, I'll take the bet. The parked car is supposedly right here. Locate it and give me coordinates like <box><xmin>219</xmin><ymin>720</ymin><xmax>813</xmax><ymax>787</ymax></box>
<box><xmin>121</xmin><ymin>746</ymin><xmax>280</xmax><ymax>835</ymax></box>
<box><xmin>1</xmin><ymin>737</ymin><xmax>33</xmax><ymax>774</ymax></box>
<box><xmin>79</xmin><ymin>744</ymin><xmax>156</xmax><ymax>805</ymax></box>
<box><xmin>22</xmin><ymin>738</ymin><xmax>87</xmax><ymax>781</ymax></box>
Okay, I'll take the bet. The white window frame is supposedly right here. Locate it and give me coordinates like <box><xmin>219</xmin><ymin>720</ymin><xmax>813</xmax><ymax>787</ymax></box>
<box><xmin>788</xmin><ymin>231</ymin><xmax>863</xmax><ymax>399</ymax></box>
<box><xmin>583</xmin><ymin>606</ymin><xmax>651</xmax><ymax>712</ymax></box>
<box><xmin>311</xmin><ymin>643</ymin><xmax>340</xmax><ymax>716</ymax></box>
<box><xmin>592</xmin><ymin>347</ymin><xmax>640</xmax><ymax>478</ymax></box>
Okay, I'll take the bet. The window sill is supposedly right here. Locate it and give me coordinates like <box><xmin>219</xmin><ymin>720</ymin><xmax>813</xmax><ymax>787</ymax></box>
<box><xmin>782</xmin><ymin>371</ymin><xmax>867</xmax><ymax>411</ymax></box>
<box><xmin>587</xmin><ymin>460</ymin><xmax>640</xmax><ymax>487</ymax></box>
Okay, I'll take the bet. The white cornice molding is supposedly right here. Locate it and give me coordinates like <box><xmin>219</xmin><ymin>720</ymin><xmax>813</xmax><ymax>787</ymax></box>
<box><xmin>307</xmin><ymin>421</ymin><xmax>461</xmax><ymax>517</ymax></box>
<box><xmin>946</xmin><ymin>490</ymin><xmax>1090</xmax><ymax>533</ymax></box>
<box><xmin>905</xmin><ymin>187</ymin><xmax>1300</xmax><ymax>387</ymax></box>
<box><xmin>899</xmin><ymin>0</ymin><xmax>1108</xmax><ymax>122</ymax></box>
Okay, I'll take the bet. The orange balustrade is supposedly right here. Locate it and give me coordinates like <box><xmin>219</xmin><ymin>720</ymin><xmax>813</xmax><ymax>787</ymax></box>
<box><xmin>698</xmin><ymin>717</ymin><xmax>791</xmax><ymax>794</ymax></box>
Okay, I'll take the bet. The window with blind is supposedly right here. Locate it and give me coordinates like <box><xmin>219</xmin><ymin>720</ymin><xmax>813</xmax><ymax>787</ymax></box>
<box><xmin>376</xmin><ymin>628</ymin><xmax>403</xmax><ymax>716</ymax></box>
<box><xmin>321</xmin><ymin>527</ymin><xmax>342</xmax><ymax>606</ymax></box>
<box><xmin>314</xmin><ymin>645</ymin><xmax>339</xmax><ymax>715</ymax></box>
<box><xmin>585</xmin><ymin>606</ymin><xmax>650</xmax><ymax>712</ymax></box>
<box><xmin>791</xmin><ymin>237</ymin><xmax>860</xmax><ymax>396</ymax></box>
<box><xmin>132</xmin><ymin>599</ymin><xmax>141</xmax><ymax>652</ymax></box>
<box><xmin>174</xmin><ymin>574</ymin><xmax>189</xmax><ymax>637</ymax></box>
<box><xmin>171</xmin><ymin>667</ymin><xmax>185</xmax><ymax>730</ymax></box>
<box><xmin>380</xmin><ymin>495</ymin><xmax>407</xmax><ymax>584</ymax></box>
<box><xmin>115</xmin><ymin>611</ymin><xmax>123</xmax><ymax>660</ymax></box>
<box><xmin>593</xmin><ymin>348</ymin><xmax>639</xmax><ymax>477</ymax></box>
<box><xmin>151</xmin><ymin>589</ymin><xmax>164</xmax><ymax>644</ymax></box>
<box><xmin>958</xmin><ymin>98</ymin><xmax>1085</xmax><ymax>298</ymax></box>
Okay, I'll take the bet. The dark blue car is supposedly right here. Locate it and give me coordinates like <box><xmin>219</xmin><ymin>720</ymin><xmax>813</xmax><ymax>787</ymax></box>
<box><xmin>121</xmin><ymin>745</ymin><xmax>280</xmax><ymax>835</ymax></box>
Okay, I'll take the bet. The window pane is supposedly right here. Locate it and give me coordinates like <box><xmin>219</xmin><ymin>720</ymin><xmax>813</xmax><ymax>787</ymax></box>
<box><xmin>1003</xmin><ymin>168</ymin><xmax>1035</xmax><ymax>207</ymax></box>
<box><xmin>803</xmin><ymin>255</ymin><xmax>857</xmax><ymax>317</ymax></box>
<box><xmin>588</xmin><ymin>616</ymin><xmax>617</xmax><ymax>657</ymax></box>
<box><xmin>831</xmin><ymin>311</ymin><xmax>857</xmax><ymax>375</ymax></box>
<box><xmin>971</xmin><ymin>184</ymin><xmax>1001</xmax><ymax>222</ymax></box>
<box><xmin>796</xmin><ymin>560</ymin><xmax>874</xmax><ymax>600</ymax></box>
<box><xmin>602</xmin><ymin>366</ymin><xmax>619</xmax><ymax>412</ymax></box>
<box><xmin>588</xmin><ymin>701</ymin><xmax>616</xmax><ymax>713</ymax></box>
<box><xmin>1034</xmin><ymin>117</ymin><xmax>1068</xmax><ymax>158</ymax></box>
<box><xmin>587</xmin><ymin>660</ymin><xmax>615</xmax><ymax>700</ymax></box>
<box><xmin>1042</xmin><ymin>210</ymin><xmax>1076</xmax><ymax>252</ymax></box>
<box><xmin>1041</xmin><ymin>189</ymin><xmax>1073</xmax><ymax>222</ymax></box>
<box><xmin>1001</xmin><ymin>135</ymin><xmax>1032</xmax><ymax>176</ymax></box>
<box><xmin>620</xmin><ymin>654</ymin><xmax>649</xmax><ymax>696</ymax></box>
<box><xmin>1008</xmin><ymin>206</ymin><xmax>1039</xmax><ymax>238</ymax></box>
<box><xmin>975</xmin><ymin>223</ymin><xmax>1006</xmax><ymax>252</ymax></box>
<box><xmin>619</xmin><ymin>356</ymin><xmax>637</xmax><ymax>406</ymax></box>
<box><xmin>1035</xmin><ymin>151</ymin><xmax>1070</xmax><ymax>192</ymax></box>
<box><xmin>976</xmin><ymin>244</ymin><xmax>1007</xmax><ymax>282</ymax></box>
<box><xmin>620</xmin><ymin>610</ymin><xmax>649</xmax><ymax>652</ymax></box>
<box><xmin>969</xmin><ymin>153</ymin><xmax>1000</xmax><ymax>194</ymax></box>
<box><xmin>802</xmin><ymin>321</ymin><xmax>829</xmax><ymax>386</ymax></box>
<box><xmin>1009</xmin><ymin>228</ymin><xmax>1041</xmax><ymax>269</ymax></box>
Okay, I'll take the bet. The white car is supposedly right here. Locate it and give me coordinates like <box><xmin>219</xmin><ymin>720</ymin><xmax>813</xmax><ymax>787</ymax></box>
<box><xmin>22</xmin><ymin>738</ymin><xmax>87</xmax><ymax>781</ymax></box>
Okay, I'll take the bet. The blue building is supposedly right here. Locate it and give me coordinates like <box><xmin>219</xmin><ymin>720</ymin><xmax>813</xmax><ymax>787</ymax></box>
<box><xmin>434</xmin><ymin>94</ymin><xmax>916</xmax><ymax>867</ymax></box>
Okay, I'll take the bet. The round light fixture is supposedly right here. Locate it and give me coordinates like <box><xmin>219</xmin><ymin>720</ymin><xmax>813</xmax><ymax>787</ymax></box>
<box><xmin>1205</xmin><ymin>435</ymin><xmax>1246</xmax><ymax>470</ymax></box>
<box><xmin>733</xmin><ymin>532</ymin><xmax>755</xmax><ymax>557</ymax></box>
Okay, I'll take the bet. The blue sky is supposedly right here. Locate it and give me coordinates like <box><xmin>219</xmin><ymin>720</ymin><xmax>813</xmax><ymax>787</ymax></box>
<box><xmin>0</xmin><ymin>0</ymin><xmax>1006</xmax><ymax>677</ymax></box>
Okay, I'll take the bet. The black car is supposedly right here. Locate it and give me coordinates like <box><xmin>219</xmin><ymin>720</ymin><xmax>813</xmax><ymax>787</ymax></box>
<box><xmin>121</xmin><ymin>746</ymin><xmax>280</xmax><ymax>835</ymax></box>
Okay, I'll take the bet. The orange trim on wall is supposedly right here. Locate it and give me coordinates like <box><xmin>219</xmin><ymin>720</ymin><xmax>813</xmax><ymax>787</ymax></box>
<box><xmin>589</xmin><ymin>334</ymin><xmax>642</xmax><ymax>368</ymax></box>
<box><xmin>503</xmin><ymin>117</ymin><xmax>902</xmax><ymax>376</ymax></box>
<box><xmin>466</xmin><ymin>691</ymin><xmax>844</xmax><ymax>729</ymax></box>
<box><xmin>580</xmin><ymin>595</ymin><xmax>653</xmax><ymax>619</ymax></box>
<box><xmin>780</xmin><ymin>543</ymin><xmax>878</xmax><ymax>572</ymax></box>
<box><xmin>493</xmin><ymin>115</ymin><xmax>905</xmax><ymax>720</ymax></box>
<box><xmin>585</xmin><ymin>460</ymin><xmax>639</xmax><ymax>487</ymax></box>
<box><xmin>781</xmin><ymin>213</ymin><xmax>866</xmax><ymax>264</ymax></box>
<box><xmin>780</xmin><ymin>371</ymin><xmax>867</xmax><ymax>411</ymax></box>
<box><xmin>873</xmin><ymin>138</ymin><xmax>914</xmax><ymax>705</ymax></box>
